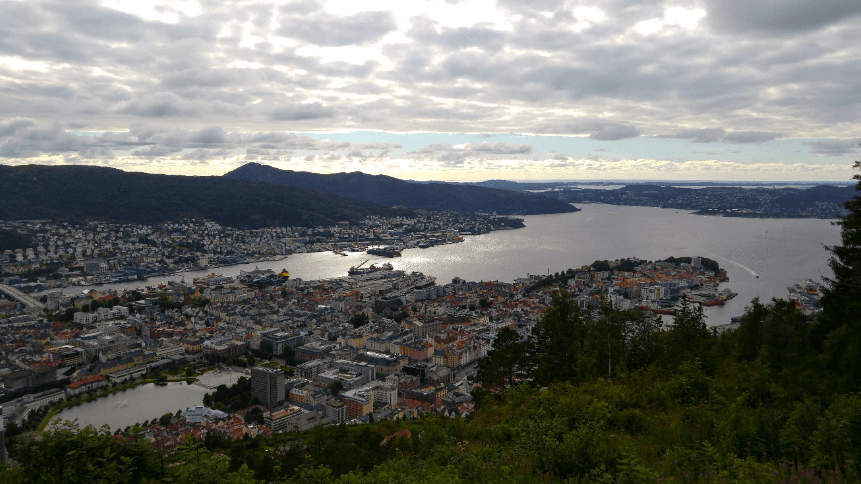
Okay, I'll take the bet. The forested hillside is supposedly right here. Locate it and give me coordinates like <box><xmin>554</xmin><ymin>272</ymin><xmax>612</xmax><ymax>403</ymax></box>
<box><xmin>0</xmin><ymin>165</ymin><xmax>413</xmax><ymax>228</ymax></box>
<box><xmin>224</xmin><ymin>163</ymin><xmax>579</xmax><ymax>215</ymax></box>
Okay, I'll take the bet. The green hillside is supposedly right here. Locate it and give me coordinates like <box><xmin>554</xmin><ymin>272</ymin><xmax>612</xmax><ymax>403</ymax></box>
<box><xmin>0</xmin><ymin>164</ymin><xmax>413</xmax><ymax>228</ymax></box>
<box><xmin>224</xmin><ymin>163</ymin><xmax>580</xmax><ymax>215</ymax></box>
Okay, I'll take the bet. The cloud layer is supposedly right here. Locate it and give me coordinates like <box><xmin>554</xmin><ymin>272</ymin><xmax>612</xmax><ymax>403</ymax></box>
<box><xmin>0</xmin><ymin>0</ymin><xmax>859</xmax><ymax>180</ymax></box>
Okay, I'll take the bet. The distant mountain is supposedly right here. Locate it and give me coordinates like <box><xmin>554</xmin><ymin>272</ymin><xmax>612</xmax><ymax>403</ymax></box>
<box><xmin>0</xmin><ymin>165</ymin><xmax>413</xmax><ymax>228</ymax></box>
<box><xmin>557</xmin><ymin>184</ymin><xmax>855</xmax><ymax>218</ymax></box>
<box><xmin>224</xmin><ymin>163</ymin><xmax>579</xmax><ymax>215</ymax></box>
<box><xmin>0</xmin><ymin>229</ymin><xmax>35</xmax><ymax>252</ymax></box>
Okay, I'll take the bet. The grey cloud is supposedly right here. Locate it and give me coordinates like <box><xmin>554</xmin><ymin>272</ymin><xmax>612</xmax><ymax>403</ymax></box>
<box><xmin>706</xmin><ymin>0</ymin><xmax>861</xmax><ymax>35</ymax></box>
<box><xmin>657</xmin><ymin>128</ymin><xmax>782</xmax><ymax>144</ymax></box>
<box><xmin>160</xmin><ymin>68</ymin><xmax>245</xmax><ymax>90</ymax></box>
<box><xmin>408</xmin><ymin>19</ymin><xmax>507</xmax><ymax>52</ymax></box>
<box><xmin>131</xmin><ymin>145</ymin><xmax>183</xmax><ymax>157</ymax></box>
<box><xmin>469</xmin><ymin>142</ymin><xmax>532</xmax><ymax>154</ymax></box>
<box><xmin>269</xmin><ymin>102</ymin><xmax>335</xmax><ymax>121</ymax></box>
<box><xmin>804</xmin><ymin>139</ymin><xmax>861</xmax><ymax>156</ymax></box>
<box><xmin>0</xmin><ymin>121</ymin><xmax>118</xmax><ymax>158</ymax></box>
<box><xmin>406</xmin><ymin>142</ymin><xmax>532</xmax><ymax>162</ymax></box>
<box><xmin>53</xmin><ymin>2</ymin><xmax>147</xmax><ymax>41</ymax></box>
<box><xmin>66</xmin><ymin>121</ymin><xmax>89</xmax><ymax>129</ymax></box>
<box><xmin>1</xmin><ymin>0</ymin><xmax>859</xmax><ymax>158</ymax></box>
<box><xmin>78</xmin><ymin>146</ymin><xmax>116</xmax><ymax>159</ymax></box>
<box><xmin>273</xmin><ymin>0</ymin><xmax>325</xmax><ymax>16</ymax></box>
<box><xmin>659</xmin><ymin>128</ymin><xmax>725</xmax><ymax>143</ymax></box>
<box><xmin>119</xmin><ymin>92</ymin><xmax>202</xmax><ymax>118</ymax></box>
<box><xmin>352</xmin><ymin>143</ymin><xmax>402</xmax><ymax>151</ymax></box>
<box><xmin>277</xmin><ymin>9</ymin><xmax>397</xmax><ymax>46</ymax></box>
<box><xmin>0</xmin><ymin>118</ymin><xmax>36</xmax><ymax>137</ymax></box>
<box><xmin>184</xmin><ymin>148</ymin><xmax>233</xmax><ymax>161</ymax></box>
<box><xmin>239</xmin><ymin>132</ymin><xmax>350</xmax><ymax>151</ymax></box>
<box><xmin>722</xmin><ymin>131</ymin><xmax>782</xmax><ymax>144</ymax></box>
<box><xmin>589</xmin><ymin>125</ymin><xmax>641</xmax><ymax>141</ymax></box>
<box><xmin>535</xmin><ymin>120</ymin><xmax>641</xmax><ymax>140</ymax></box>
<box><xmin>494</xmin><ymin>0</ymin><xmax>568</xmax><ymax>15</ymax></box>
<box><xmin>190</xmin><ymin>126</ymin><xmax>227</xmax><ymax>144</ymax></box>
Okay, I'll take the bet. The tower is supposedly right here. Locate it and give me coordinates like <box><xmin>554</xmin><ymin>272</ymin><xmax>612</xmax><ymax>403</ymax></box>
<box><xmin>250</xmin><ymin>367</ymin><xmax>285</xmax><ymax>409</ymax></box>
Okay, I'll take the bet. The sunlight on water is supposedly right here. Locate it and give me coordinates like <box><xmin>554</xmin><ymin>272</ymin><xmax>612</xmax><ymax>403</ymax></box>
<box><xmin>38</xmin><ymin>205</ymin><xmax>840</xmax><ymax>326</ymax></box>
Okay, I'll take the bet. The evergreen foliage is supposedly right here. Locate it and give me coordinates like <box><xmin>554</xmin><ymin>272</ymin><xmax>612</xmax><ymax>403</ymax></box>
<box><xmin>818</xmin><ymin>160</ymin><xmax>861</xmax><ymax>393</ymax></box>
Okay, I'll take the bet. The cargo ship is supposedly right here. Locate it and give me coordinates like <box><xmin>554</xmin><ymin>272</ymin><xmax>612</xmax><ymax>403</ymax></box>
<box><xmin>348</xmin><ymin>260</ymin><xmax>393</xmax><ymax>275</ymax></box>
<box><xmin>367</xmin><ymin>247</ymin><xmax>401</xmax><ymax>257</ymax></box>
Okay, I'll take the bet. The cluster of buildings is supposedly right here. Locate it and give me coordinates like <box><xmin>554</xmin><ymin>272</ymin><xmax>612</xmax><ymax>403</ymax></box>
<box><xmin>559</xmin><ymin>185</ymin><xmax>849</xmax><ymax>219</ymax></box>
<box><xmin>1</xmin><ymin>250</ymin><xmax>746</xmax><ymax>441</ymax></box>
<box><xmin>0</xmin><ymin>210</ymin><xmax>516</xmax><ymax>290</ymax></box>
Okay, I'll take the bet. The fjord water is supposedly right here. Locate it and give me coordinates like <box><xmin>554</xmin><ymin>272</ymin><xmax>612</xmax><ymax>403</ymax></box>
<box><xmin>54</xmin><ymin>204</ymin><xmax>840</xmax><ymax>325</ymax></box>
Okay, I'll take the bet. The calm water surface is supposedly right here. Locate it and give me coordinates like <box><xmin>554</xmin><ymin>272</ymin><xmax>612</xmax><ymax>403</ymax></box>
<box><xmin>52</xmin><ymin>382</ymin><xmax>209</xmax><ymax>431</ymax></box>
<box><xmin>46</xmin><ymin>204</ymin><xmax>840</xmax><ymax>325</ymax></box>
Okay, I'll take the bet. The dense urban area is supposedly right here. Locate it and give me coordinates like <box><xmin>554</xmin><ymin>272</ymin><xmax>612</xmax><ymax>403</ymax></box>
<box><xmin>0</xmin><ymin>211</ymin><xmax>520</xmax><ymax>290</ymax></box>
<box><xmin>2</xmin><ymin>217</ymin><xmax>754</xmax><ymax>431</ymax></box>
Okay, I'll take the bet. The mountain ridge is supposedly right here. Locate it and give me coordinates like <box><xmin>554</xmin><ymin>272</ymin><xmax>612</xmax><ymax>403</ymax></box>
<box><xmin>223</xmin><ymin>163</ymin><xmax>579</xmax><ymax>215</ymax></box>
<box><xmin>0</xmin><ymin>164</ymin><xmax>412</xmax><ymax>228</ymax></box>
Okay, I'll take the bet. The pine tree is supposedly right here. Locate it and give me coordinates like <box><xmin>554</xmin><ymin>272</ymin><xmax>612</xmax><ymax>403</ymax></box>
<box><xmin>818</xmin><ymin>160</ymin><xmax>861</xmax><ymax>392</ymax></box>
<box><xmin>529</xmin><ymin>290</ymin><xmax>589</xmax><ymax>385</ymax></box>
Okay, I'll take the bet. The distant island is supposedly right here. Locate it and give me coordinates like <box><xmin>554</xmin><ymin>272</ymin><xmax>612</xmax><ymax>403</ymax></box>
<box><xmin>463</xmin><ymin>180</ymin><xmax>853</xmax><ymax>218</ymax></box>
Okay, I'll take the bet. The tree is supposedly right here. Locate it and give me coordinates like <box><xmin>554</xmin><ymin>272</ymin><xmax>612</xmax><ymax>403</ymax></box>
<box><xmin>328</xmin><ymin>380</ymin><xmax>344</xmax><ymax>396</ymax></box>
<box><xmin>476</xmin><ymin>327</ymin><xmax>528</xmax><ymax>396</ymax></box>
<box><xmin>158</xmin><ymin>412</ymin><xmax>174</xmax><ymax>426</ymax></box>
<box><xmin>586</xmin><ymin>300</ymin><xmax>629</xmax><ymax>379</ymax></box>
<box><xmin>244</xmin><ymin>408</ymin><xmax>264</xmax><ymax>425</ymax></box>
<box><xmin>662</xmin><ymin>296</ymin><xmax>712</xmax><ymax>370</ymax></box>
<box><xmin>818</xmin><ymin>160</ymin><xmax>861</xmax><ymax>392</ymax></box>
<box><xmin>530</xmin><ymin>290</ymin><xmax>589</xmax><ymax>385</ymax></box>
<box><xmin>349</xmin><ymin>312</ymin><xmax>370</xmax><ymax>328</ymax></box>
<box><xmin>624</xmin><ymin>306</ymin><xmax>664</xmax><ymax>371</ymax></box>
<box><xmin>734</xmin><ymin>298</ymin><xmax>768</xmax><ymax>362</ymax></box>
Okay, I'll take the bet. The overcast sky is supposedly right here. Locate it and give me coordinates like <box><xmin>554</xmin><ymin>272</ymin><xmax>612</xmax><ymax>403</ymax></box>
<box><xmin>1</xmin><ymin>0</ymin><xmax>859</xmax><ymax>181</ymax></box>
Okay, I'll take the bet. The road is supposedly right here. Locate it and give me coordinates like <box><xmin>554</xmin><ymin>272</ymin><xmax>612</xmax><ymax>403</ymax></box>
<box><xmin>0</xmin><ymin>283</ymin><xmax>45</xmax><ymax>311</ymax></box>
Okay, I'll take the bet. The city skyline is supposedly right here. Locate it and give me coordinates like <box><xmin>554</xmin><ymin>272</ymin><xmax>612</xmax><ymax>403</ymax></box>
<box><xmin>1</xmin><ymin>0</ymin><xmax>859</xmax><ymax>181</ymax></box>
